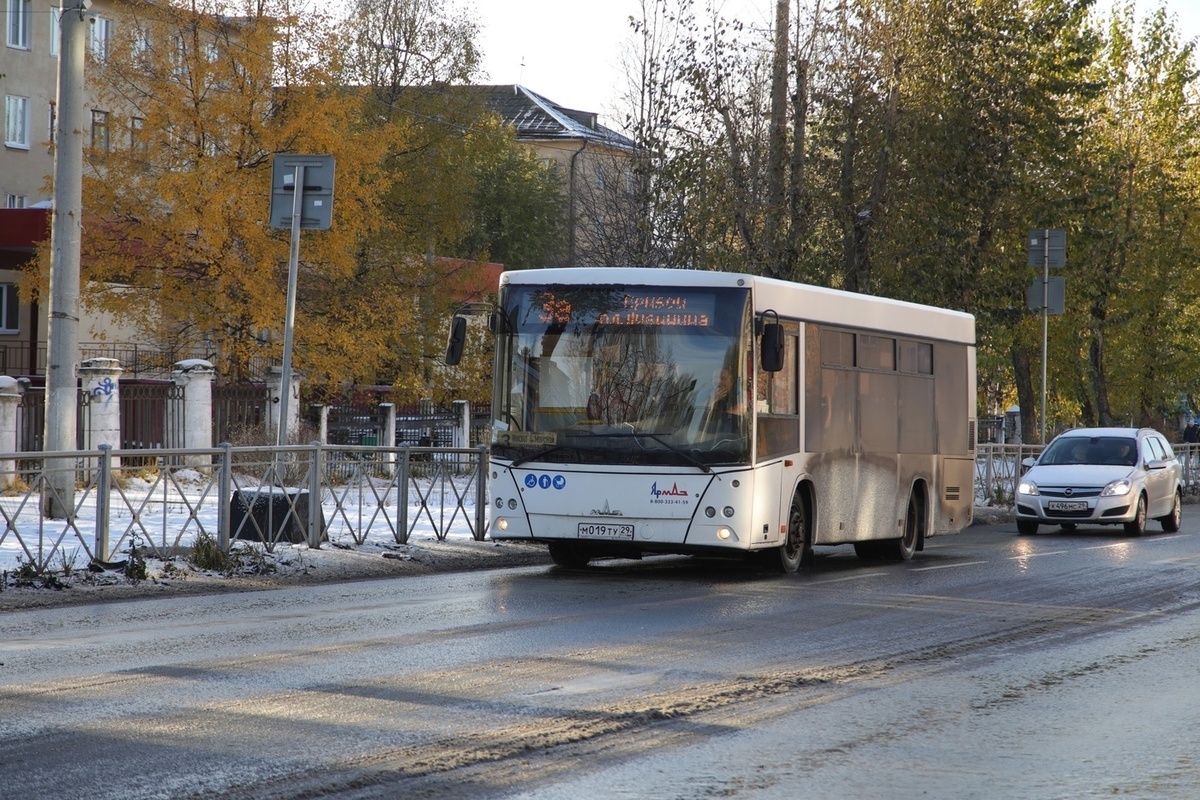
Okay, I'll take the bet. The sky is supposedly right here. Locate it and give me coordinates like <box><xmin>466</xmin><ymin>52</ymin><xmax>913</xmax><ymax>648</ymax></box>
<box><xmin>471</xmin><ymin>0</ymin><xmax>1200</xmax><ymax>127</ymax></box>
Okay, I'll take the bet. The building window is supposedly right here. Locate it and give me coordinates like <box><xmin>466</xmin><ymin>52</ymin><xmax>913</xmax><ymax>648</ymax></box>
<box><xmin>47</xmin><ymin>101</ymin><xmax>56</xmax><ymax>144</ymax></box>
<box><xmin>131</xmin><ymin>26</ymin><xmax>150</xmax><ymax>63</ymax></box>
<box><xmin>7</xmin><ymin>0</ymin><xmax>31</xmax><ymax>49</ymax></box>
<box><xmin>90</xmin><ymin>15</ymin><xmax>111</xmax><ymax>61</ymax></box>
<box><xmin>0</xmin><ymin>284</ymin><xmax>19</xmax><ymax>333</ymax></box>
<box><xmin>90</xmin><ymin>109</ymin><xmax>110</xmax><ymax>154</ymax></box>
<box><xmin>50</xmin><ymin>5</ymin><xmax>61</xmax><ymax>56</ymax></box>
<box><xmin>6</xmin><ymin>194</ymin><xmax>27</xmax><ymax>208</ymax></box>
<box><xmin>129</xmin><ymin>117</ymin><xmax>144</xmax><ymax>153</ymax></box>
<box><xmin>5</xmin><ymin>95</ymin><xmax>29</xmax><ymax>149</ymax></box>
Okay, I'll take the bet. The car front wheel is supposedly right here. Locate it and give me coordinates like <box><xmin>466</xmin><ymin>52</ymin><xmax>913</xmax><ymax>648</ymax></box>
<box><xmin>1124</xmin><ymin>494</ymin><xmax>1147</xmax><ymax>537</ymax></box>
<box><xmin>1016</xmin><ymin>519</ymin><xmax>1038</xmax><ymax>536</ymax></box>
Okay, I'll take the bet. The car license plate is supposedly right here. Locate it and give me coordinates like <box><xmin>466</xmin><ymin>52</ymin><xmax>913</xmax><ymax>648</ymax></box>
<box><xmin>578</xmin><ymin>522</ymin><xmax>635</xmax><ymax>540</ymax></box>
<box><xmin>1048</xmin><ymin>500</ymin><xmax>1088</xmax><ymax>512</ymax></box>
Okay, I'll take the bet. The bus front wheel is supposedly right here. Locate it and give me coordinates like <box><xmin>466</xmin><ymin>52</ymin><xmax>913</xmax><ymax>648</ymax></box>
<box><xmin>548</xmin><ymin>542</ymin><xmax>591</xmax><ymax>569</ymax></box>
<box><xmin>772</xmin><ymin>494</ymin><xmax>811</xmax><ymax>573</ymax></box>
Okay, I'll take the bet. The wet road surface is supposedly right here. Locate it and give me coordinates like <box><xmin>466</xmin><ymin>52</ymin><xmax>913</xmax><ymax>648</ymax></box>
<box><xmin>2</xmin><ymin>513</ymin><xmax>1200</xmax><ymax>798</ymax></box>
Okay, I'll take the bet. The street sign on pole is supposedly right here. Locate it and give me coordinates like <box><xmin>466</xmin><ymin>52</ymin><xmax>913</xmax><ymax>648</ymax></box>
<box><xmin>1027</xmin><ymin>227</ymin><xmax>1067</xmax><ymax>445</ymax></box>
<box><xmin>1027</xmin><ymin>228</ymin><xmax>1066</xmax><ymax>268</ymax></box>
<box><xmin>1026</xmin><ymin>275</ymin><xmax>1065</xmax><ymax>314</ymax></box>
<box><xmin>270</xmin><ymin>154</ymin><xmax>335</xmax><ymax>230</ymax></box>
<box><xmin>267</xmin><ymin>154</ymin><xmax>335</xmax><ymax>450</ymax></box>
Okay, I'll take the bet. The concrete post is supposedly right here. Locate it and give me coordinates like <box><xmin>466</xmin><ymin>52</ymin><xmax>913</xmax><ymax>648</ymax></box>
<box><xmin>173</xmin><ymin>359</ymin><xmax>215</xmax><ymax>470</ymax></box>
<box><xmin>79</xmin><ymin>358</ymin><xmax>122</xmax><ymax>470</ymax></box>
<box><xmin>266</xmin><ymin>366</ymin><xmax>301</xmax><ymax>444</ymax></box>
<box><xmin>453</xmin><ymin>400</ymin><xmax>470</xmax><ymax>469</ymax></box>
<box><xmin>43</xmin><ymin>0</ymin><xmax>88</xmax><ymax>519</ymax></box>
<box><xmin>452</xmin><ymin>400</ymin><xmax>470</xmax><ymax>449</ymax></box>
<box><xmin>379</xmin><ymin>402</ymin><xmax>396</xmax><ymax>476</ymax></box>
<box><xmin>312</xmin><ymin>403</ymin><xmax>328</xmax><ymax>444</ymax></box>
<box><xmin>0</xmin><ymin>377</ymin><xmax>23</xmax><ymax>490</ymax></box>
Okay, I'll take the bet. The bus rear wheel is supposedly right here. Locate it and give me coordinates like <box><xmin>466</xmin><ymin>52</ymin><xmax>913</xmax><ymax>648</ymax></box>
<box><xmin>548</xmin><ymin>542</ymin><xmax>591</xmax><ymax>569</ymax></box>
<box><xmin>891</xmin><ymin>495</ymin><xmax>920</xmax><ymax>561</ymax></box>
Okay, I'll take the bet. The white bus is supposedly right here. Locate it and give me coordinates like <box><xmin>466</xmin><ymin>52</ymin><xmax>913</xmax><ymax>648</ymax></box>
<box><xmin>446</xmin><ymin>267</ymin><xmax>976</xmax><ymax>572</ymax></box>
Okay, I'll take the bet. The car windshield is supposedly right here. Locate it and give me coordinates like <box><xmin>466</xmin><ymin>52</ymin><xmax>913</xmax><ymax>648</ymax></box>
<box><xmin>1040</xmin><ymin>436</ymin><xmax>1138</xmax><ymax>467</ymax></box>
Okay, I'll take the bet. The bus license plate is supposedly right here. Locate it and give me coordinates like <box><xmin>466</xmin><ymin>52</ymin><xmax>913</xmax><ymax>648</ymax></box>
<box><xmin>1048</xmin><ymin>500</ymin><xmax>1088</xmax><ymax>512</ymax></box>
<box><xmin>578</xmin><ymin>523</ymin><xmax>635</xmax><ymax>540</ymax></box>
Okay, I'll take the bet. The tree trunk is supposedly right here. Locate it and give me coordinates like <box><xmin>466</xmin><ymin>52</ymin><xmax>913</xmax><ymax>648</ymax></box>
<box><xmin>1011</xmin><ymin>342</ymin><xmax>1037</xmax><ymax>445</ymax></box>
<box><xmin>763</xmin><ymin>0</ymin><xmax>790</xmax><ymax>279</ymax></box>
<box><xmin>788</xmin><ymin>57</ymin><xmax>809</xmax><ymax>271</ymax></box>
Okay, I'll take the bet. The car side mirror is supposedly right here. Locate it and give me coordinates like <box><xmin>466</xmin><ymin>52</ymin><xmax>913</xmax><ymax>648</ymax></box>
<box><xmin>1146</xmin><ymin>458</ymin><xmax>1167</xmax><ymax>471</ymax></box>
<box><xmin>1021</xmin><ymin>457</ymin><xmax>1037</xmax><ymax>468</ymax></box>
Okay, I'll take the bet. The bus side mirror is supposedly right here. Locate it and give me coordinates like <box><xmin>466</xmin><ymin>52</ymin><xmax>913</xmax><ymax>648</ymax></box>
<box><xmin>760</xmin><ymin>322</ymin><xmax>784</xmax><ymax>372</ymax></box>
<box><xmin>489</xmin><ymin>307</ymin><xmax>514</xmax><ymax>334</ymax></box>
<box><xmin>444</xmin><ymin>316</ymin><xmax>467</xmax><ymax>366</ymax></box>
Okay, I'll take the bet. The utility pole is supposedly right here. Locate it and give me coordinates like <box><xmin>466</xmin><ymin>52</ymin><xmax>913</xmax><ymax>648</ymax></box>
<box><xmin>44</xmin><ymin>0</ymin><xmax>90</xmax><ymax>518</ymax></box>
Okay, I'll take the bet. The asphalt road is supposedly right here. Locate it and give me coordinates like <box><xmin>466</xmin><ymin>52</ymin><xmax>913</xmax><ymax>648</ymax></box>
<box><xmin>2</xmin><ymin>512</ymin><xmax>1200</xmax><ymax>799</ymax></box>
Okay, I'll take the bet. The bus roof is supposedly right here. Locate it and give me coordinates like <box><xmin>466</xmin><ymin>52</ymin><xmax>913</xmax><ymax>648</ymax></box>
<box><xmin>499</xmin><ymin>267</ymin><xmax>975</xmax><ymax>345</ymax></box>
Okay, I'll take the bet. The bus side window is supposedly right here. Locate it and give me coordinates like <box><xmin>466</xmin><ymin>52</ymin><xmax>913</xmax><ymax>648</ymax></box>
<box><xmin>758</xmin><ymin>326</ymin><xmax>799</xmax><ymax>459</ymax></box>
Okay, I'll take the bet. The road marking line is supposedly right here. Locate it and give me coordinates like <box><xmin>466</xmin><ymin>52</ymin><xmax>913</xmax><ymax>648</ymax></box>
<box><xmin>911</xmin><ymin>560</ymin><xmax>988</xmax><ymax>571</ymax></box>
<box><xmin>813</xmin><ymin>572</ymin><xmax>888</xmax><ymax>584</ymax></box>
<box><xmin>1008</xmin><ymin>550</ymin><xmax>1068</xmax><ymax>559</ymax></box>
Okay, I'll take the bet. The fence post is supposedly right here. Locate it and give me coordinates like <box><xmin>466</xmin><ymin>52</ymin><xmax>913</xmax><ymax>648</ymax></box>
<box><xmin>79</xmin><ymin>358</ymin><xmax>122</xmax><ymax>473</ymax></box>
<box><xmin>475</xmin><ymin>445</ymin><xmax>487</xmax><ymax>541</ymax></box>
<box><xmin>95</xmin><ymin>444</ymin><xmax>111</xmax><ymax>561</ymax></box>
<box><xmin>983</xmin><ymin>444</ymin><xmax>993</xmax><ymax>505</ymax></box>
<box><xmin>173</xmin><ymin>359</ymin><xmax>215</xmax><ymax>469</ymax></box>
<box><xmin>0</xmin><ymin>377</ymin><xmax>21</xmax><ymax>490</ymax></box>
<box><xmin>380</xmin><ymin>402</ymin><xmax>396</xmax><ymax>477</ymax></box>
<box><xmin>396</xmin><ymin>445</ymin><xmax>410</xmax><ymax>544</ymax></box>
<box><xmin>217</xmin><ymin>442</ymin><xmax>232</xmax><ymax>551</ymax></box>
<box><xmin>307</xmin><ymin>441</ymin><xmax>323</xmax><ymax>548</ymax></box>
<box><xmin>452</xmin><ymin>400</ymin><xmax>470</xmax><ymax>470</ymax></box>
<box><xmin>312</xmin><ymin>402</ymin><xmax>328</xmax><ymax>444</ymax></box>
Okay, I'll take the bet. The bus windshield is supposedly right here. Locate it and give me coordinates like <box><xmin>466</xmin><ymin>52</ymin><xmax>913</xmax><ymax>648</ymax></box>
<box><xmin>491</xmin><ymin>284</ymin><xmax>753</xmax><ymax>468</ymax></box>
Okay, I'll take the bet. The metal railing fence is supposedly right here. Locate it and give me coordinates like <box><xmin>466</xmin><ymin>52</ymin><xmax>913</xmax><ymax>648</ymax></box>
<box><xmin>6</xmin><ymin>442</ymin><xmax>1200</xmax><ymax>575</ymax></box>
<box><xmin>0</xmin><ymin>443</ymin><xmax>488</xmax><ymax>573</ymax></box>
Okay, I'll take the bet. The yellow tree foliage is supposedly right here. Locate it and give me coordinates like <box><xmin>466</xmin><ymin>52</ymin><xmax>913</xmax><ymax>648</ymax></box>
<box><xmin>54</xmin><ymin>0</ymin><xmax>399</xmax><ymax>384</ymax></box>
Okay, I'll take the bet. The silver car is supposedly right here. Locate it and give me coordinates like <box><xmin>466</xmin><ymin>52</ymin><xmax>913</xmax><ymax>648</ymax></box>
<box><xmin>1015</xmin><ymin>427</ymin><xmax>1183</xmax><ymax>536</ymax></box>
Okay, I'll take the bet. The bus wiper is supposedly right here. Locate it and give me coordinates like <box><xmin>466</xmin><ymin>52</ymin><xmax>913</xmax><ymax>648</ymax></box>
<box><xmin>577</xmin><ymin>430</ymin><xmax>713</xmax><ymax>473</ymax></box>
<box><xmin>639</xmin><ymin>432</ymin><xmax>713</xmax><ymax>473</ymax></box>
<box><xmin>510</xmin><ymin>445</ymin><xmax>572</xmax><ymax>468</ymax></box>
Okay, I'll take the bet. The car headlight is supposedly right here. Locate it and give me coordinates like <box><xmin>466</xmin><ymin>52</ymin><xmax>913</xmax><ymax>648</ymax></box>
<box><xmin>1017</xmin><ymin>480</ymin><xmax>1039</xmax><ymax>496</ymax></box>
<box><xmin>1102</xmin><ymin>479</ymin><xmax>1132</xmax><ymax>497</ymax></box>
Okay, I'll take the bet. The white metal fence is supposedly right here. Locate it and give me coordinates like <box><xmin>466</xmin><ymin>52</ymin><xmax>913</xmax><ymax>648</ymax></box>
<box><xmin>5</xmin><ymin>442</ymin><xmax>1200</xmax><ymax>576</ymax></box>
<box><xmin>0</xmin><ymin>443</ymin><xmax>488</xmax><ymax>573</ymax></box>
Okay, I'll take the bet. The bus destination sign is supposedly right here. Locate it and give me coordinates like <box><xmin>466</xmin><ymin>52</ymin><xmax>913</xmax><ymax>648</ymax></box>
<box><xmin>534</xmin><ymin>290</ymin><xmax>717</xmax><ymax>328</ymax></box>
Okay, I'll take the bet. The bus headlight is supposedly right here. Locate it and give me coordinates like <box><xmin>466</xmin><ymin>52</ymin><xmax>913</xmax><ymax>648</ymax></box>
<box><xmin>496</xmin><ymin>517</ymin><xmax>509</xmax><ymax>531</ymax></box>
<box><xmin>723</xmin><ymin>506</ymin><xmax>735</xmax><ymax>517</ymax></box>
<box><xmin>717</xmin><ymin>527</ymin><xmax>733</xmax><ymax>540</ymax></box>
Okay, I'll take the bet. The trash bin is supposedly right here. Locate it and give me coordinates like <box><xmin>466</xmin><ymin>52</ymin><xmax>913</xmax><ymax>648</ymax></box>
<box><xmin>230</xmin><ymin>488</ymin><xmax>326</xmax><ymax>544</ymax></box>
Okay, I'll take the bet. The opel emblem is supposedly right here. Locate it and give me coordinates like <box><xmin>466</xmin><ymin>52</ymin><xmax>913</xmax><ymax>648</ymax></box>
<box><xmin>1065</xmin><ymin>488</ymin><xmax>1074</xmax><ymax>497</ymax></box>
